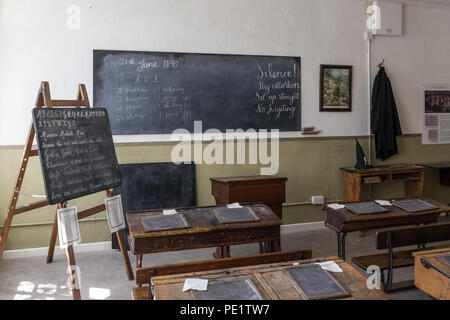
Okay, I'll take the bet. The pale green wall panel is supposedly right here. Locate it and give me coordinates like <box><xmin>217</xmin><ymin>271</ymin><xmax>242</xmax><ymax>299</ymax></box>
<box><xmin>1</xmin><ymin>135</ymin><xmax>448</xmax><ymax>250</ymax></box>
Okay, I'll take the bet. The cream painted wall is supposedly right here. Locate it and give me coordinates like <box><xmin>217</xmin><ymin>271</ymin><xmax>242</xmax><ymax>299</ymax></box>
<box><xmin>0</xmin><ymin>0</ymin><xmax>370</xmax><ymax>145</ymax></box>
<box><xmin>371</xmin><ymin>2</ymin><xmax>450</xmax><ymax>134</ymax></box>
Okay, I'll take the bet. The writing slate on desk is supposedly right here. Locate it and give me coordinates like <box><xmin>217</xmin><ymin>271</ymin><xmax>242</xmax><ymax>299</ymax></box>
<box><xmin>94</xmin><ymin>50</ymin><xmax>301</xmax><ymax>134</ymax></box>
<box><xmin>32</xmin><ymin>108</ymin><xmax>121</xmax><ymax>205</ymax></box>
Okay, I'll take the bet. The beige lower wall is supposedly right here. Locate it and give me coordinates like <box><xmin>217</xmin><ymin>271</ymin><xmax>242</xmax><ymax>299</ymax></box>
<box><xmin>1</xmin><ymin>134</ymin><xmax>449</xmax><ymax>250</ymax></box>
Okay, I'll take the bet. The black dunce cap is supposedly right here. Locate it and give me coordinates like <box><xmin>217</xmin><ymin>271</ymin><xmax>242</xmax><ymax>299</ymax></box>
<box><xmin>355</xmin><ymin>139</ymin><xmax>373</xmax><ymax>169</ymax></box>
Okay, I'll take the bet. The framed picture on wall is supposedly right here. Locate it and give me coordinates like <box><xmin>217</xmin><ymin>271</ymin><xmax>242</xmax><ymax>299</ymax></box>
<box><xmin>320</xmin><ymin>65</ymin><xmax>352</xmax><ymax>112</ymax></box>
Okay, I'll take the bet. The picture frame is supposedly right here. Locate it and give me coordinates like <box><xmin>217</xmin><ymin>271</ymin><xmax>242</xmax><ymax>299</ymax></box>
<box><xmin>320</xmin><ymin>65</ymin><xmax>352</xmax><ymax>112</ymax></box>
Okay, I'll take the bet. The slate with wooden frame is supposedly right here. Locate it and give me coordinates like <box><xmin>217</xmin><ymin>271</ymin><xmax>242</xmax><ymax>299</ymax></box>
<box><xmin>0</xmin><ymin>82</ymin><xmax>134</xmax><ymax>300</ymax></box>
<box><xmin>320</xmin><ymin>65</ymin><xmax>352</xmax><ymax>112</ymax></box>
<box><xmin>392</xmin><ymin>199</ymin><xmax>438</xmax><ymax>213</ymax></box>
<box><xmin>283</xmin><ymin>264</ymin><xmax>350</xmax><ymax>300</ymax></box>
<box><xmin>214</xmin><ymin>207</ymin><xmax>260</xmax><ymax>224</ymax></box>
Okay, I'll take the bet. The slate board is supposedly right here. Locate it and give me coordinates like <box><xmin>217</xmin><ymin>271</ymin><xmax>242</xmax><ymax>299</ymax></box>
<box><xmin>194</xmin><ymin>278</ymin><xmax>263</xmax><ymax>300</ymax></box>
<box><xmin>392</xmin><ymin>199</ymin><xmax>438</xmax><ymax>213</ymax></box>
<box><xmin>285</xmin><ymin>264</ymin><xmax>348</xmax><ymax>300</ymax></box>
<box><xmin>94</xmin><ymin>50</ymin><xmax>301</xmax><ymax>134</ymax></box>
<box><xmin>437</xmin><ymin>254</ymin><xmax>450</xmax><ymax>267</ymax></box>
<box><xmin>142</xmin><ymin>214</ymin><xmax>189</xmax><ymax>232</ymax></box>
<box><xmin>344</xmin><ymin>202</ymin><xmax>389</xmax><ymax>215</ymax></box>
<box><xmin>32</xmin><ymin>108</ymin><xmax>121</xmax><ymax>205</ymax></box>
<box><xmin>214</xmin><ymin>207</ymin><xmax>260</xmax><ymax>224</ymax></box>
<box><xmin>112</xmin><ymin>162</ymin><xmax>196</xmax><ymax>249</ymax></box>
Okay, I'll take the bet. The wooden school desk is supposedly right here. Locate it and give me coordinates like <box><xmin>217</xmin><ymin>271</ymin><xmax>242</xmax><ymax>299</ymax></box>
<box><xmin>419</xmin><ymin>162</ymin><xmax>450</xmax><ymax>186</ymax></box>
<box><xmin>210</xmin><ymin>176</ymin><xmax>287</xmax><ymax>219</ymax></box>
<box><xmin>324</xmin><ymin>197</ymin><xmax>450</xmax><ymax>260</ymax></box>
<box><xmin>151</xmin><ymin>256</ymin><xmax>391</xmax><ymax>300</ymax></box>
<box><xmin>127</xmin><ymin>203</ymin><xmax>282</xmax><ymax>268</ymax></box>
<box><xmin>340</xmin><ymin>164</ymin><xmax>424</xmax><ymax>202</ymax></box>
<box><xmin>413</xmin><ymin>248</ymin><xmax>450</xmax><ymax>300</ymax></box>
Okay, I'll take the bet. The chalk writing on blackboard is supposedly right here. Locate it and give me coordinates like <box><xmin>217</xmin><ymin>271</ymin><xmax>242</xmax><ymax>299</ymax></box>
<box><xmin>94</xmin><ymin>50</ymin><xmax>302</xmax><ymax>134</ymax></box>
<box><xmin>32</xmin><ymin>108</ymin><xmax>122</xmax><ymax>205</ymax></box>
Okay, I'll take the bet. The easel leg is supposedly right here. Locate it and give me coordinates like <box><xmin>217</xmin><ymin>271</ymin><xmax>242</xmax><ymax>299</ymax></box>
<box><xmin>47</xmin><ymin>204</ymin><xmax>64</xmax><ymax>263</ymax></box>
<box><xmin>116</xmin><ymin>230</ymin><xmax>134</xmax><ymax>280</ymax></box>
<box><xmin>46</xmin><ymin>211</ymin><xmax>58</xmax><ymax>263</ymax></box>
<box><xmin>65</xmin><ymin>245</ymin><xmax>81</xmax><ymax>300</ymax></box>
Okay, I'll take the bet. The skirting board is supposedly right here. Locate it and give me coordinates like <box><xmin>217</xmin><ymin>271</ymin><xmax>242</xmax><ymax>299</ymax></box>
<box><xmin>2</xmin><ymin>221</ymin><xmax>325</xmax><ymax>259</ymax></box>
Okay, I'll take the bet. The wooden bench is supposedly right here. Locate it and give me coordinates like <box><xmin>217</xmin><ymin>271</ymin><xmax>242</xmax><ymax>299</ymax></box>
<box><xmin>131</xmin><ymin>249</ymin><xmax>312</xmax><ymax>300</ymax></box>
<box><xmin>351</xmin><ymin>222</ymin><xmax>450</xmax><ymax>292</ymax></box>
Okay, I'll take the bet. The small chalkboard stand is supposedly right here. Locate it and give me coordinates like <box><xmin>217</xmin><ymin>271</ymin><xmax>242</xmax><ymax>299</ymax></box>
<box><xmin>0</xmin><ymin>82</ymin><xmax>134</xmax><ymax>300</ymax></box>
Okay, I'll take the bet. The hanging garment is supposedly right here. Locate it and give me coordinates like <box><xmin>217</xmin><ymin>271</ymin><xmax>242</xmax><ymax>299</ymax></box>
<box><xmin>371</xmin><ymin>66</ymin><xmax>402</xmax><ymax>160</ymax></box>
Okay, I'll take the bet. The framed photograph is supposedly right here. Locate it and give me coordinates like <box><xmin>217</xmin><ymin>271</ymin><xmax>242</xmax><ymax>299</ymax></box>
<box><xmin>320</xmin><ymin>65</ymin><xmax>352</xmax><ymax>112</ymax></box>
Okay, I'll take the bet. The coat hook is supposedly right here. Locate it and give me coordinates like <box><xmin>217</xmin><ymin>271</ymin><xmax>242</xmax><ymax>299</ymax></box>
<box><xmin>378</xmin><ymin>59</ymin><xmax>385</xmax><ymax>68</ymax></box>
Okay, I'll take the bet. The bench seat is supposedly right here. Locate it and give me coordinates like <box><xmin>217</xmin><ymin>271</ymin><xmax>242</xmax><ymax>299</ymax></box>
<box><xmin>351</xmin><ymin>246</ymin><xmax>443</xmax><ymax>271</ymax></box>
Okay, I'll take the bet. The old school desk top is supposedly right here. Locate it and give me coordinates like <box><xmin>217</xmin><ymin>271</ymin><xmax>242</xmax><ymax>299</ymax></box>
<box><xmin>325</xmin><ymin>197</ymin><xmax>450</xmax><ymax>260</ymax></box>
<box><xmin>151</xmin><ymin>256</ymin><xmax>391</xmax><ymax>300</ymax></box>
<box><xmin>340</xmin><ymin>164</ymin><xmax>424</xmax><ymax>202</ymax></box>
<box><xmin>127</xmin><ymin>203</ymin><xmax>282</xmax><ymax>260</ymax></box>
<box><xmin>210</xmin><ymin>176</ymin><xmax>287</xmax><ymax>218</ymax></box>
<box><xmin>413</xmin><ymin>248</ymin><xmax>450</xmax><ymax>300</ymax></box>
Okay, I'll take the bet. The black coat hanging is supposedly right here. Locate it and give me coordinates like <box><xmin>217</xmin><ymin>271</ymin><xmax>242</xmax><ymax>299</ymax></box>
<box><xmin>371</xmin><ymin>66</ymin><xmax>402</xmax><ymax>160</ymax></box>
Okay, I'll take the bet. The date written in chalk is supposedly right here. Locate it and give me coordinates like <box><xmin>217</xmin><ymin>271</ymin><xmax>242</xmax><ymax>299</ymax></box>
<box><xmin>180</xmin><ymin>304</ymin><xmax>270</xmax><ymax>317</ymax></box>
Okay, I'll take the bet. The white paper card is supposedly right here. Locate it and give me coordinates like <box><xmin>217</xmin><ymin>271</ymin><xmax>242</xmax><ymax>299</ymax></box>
<box><xmin>327</xmin><ymin>203</ymin><xmax>345</xmax><ymax>210</ymax></box>
<box><xmin>375</xmin><ymin>200</ymin><xmax>391</xmax><ymax>206</ymax></box>
<box><xmin>227</xmin><ymin>202</ymin><xmax>243</xmax><ymax>209</ymax></box>
<box><xmin>163</xmin><ymin>209</ymin><xmax>178</xmax><ymax>216</ymax></box>
<box><xmin>315</xmin><ymin>261</ymin><xmax>343</xmax><ymax>273</ymax></box>
<box><xmin>57</xmin><ymin>206</ymin><xmax>81</xmax><ymax>249</ymax></box>
<box><xmin>105</xmin><ymin>195</ymin><xmax>126</xmax><ymax>233</ymax></box>
<box><xmin>182</xmin><ymin>278</ymin><xmax>209</xmax><ymax>292</ymax></box>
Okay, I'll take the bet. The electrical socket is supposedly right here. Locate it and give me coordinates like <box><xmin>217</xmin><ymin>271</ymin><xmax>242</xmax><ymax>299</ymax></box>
<box><xmin>311</xmin><ymin>196</ymin><xmax>324</xmax><ymax>205</ymax></box>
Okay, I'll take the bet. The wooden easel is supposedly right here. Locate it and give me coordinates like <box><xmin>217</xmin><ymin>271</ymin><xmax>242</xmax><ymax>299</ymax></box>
<box><xmin>0</xmin><ymin>81</ymin><xmax>134</xmax><ymax>300</ymax></box>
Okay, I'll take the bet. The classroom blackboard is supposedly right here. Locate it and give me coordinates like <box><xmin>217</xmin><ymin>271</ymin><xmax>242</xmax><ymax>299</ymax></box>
<box><xmin>32</xmin><ymin>108</ymin><xmax>122</xmax><ymax>205</ymax></box>
<box><xmin>112</xmin><ymin>162</ymin><xmax>196</xmax><ymax>249</ymax></box>
<box><xmin>93</xmin><ymin>50</ymin><xmax>301</xmax><ymax>134</ymax></box>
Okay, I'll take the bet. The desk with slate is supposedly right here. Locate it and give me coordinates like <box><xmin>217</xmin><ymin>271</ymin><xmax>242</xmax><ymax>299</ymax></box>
<box><xmin>324</xmin><ymin>197</ymin><xmax>450</xmax><ymax>260</ymax></box>
<box><xmin>127</xmin><ymin>203</ymin><xmax>282</xmax><ymax>268</ymax></box>
<box><xmin>151</xmin><ymin>256</ymin><xmax>391</xmax><ymax>300</ymax></box>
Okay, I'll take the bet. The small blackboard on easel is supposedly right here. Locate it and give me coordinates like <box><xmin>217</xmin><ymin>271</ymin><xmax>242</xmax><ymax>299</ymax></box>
<box><xmin>142</xmin><ymin>214</ymin><xmax>190</xmax><ymax>232</ymax></box>
<box><xmin>284</xmin><ymin>264</ymin><xmax>349</xmax><ymax>300</ymax></box>
<box><xmin>345</xmin><ymin>202</ymin><xmax>389</xmax><ymax>215</ymax></box>
<box><xmin>214</xmin><ymin>207</ymin><xmax>260</xmax><ymax>224</ymax></box>
<box><xmin>193</xmin><ymin>278</ymin><xmax>263</xmax><ymax>300</ymax></box>
<box><xmin>392</xmin><ymin>199</ymin><xmax>438</xmax><ymax>212</ymax></box>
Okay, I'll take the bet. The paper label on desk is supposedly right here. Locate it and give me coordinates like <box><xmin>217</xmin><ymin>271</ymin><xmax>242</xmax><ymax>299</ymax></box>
<box><xmin>315</xmin><ymin>261</ymin><xmax>343</xmax><ymax>273</ymax></box>
<box><xmin>182</xmin><ymin>278</ymin><xmax>209</xmax><ymax>292</ymax></box>
<box><xmin>163</xmin><ymin>209</ymin><xmax>178</xmax><ymax>216</ymax></box>
<box><xmin>227</xmin><ymin>203</ymin><xmax>243</xmax><ymax>209</ymax></box>
<box><xmin>57</xmin><ymin>206</ymin><xmax>81</xmax><ymax>249</ymax></box>
<box><xmin>105</xmin><ymin>195</ymin><xmax>126</xmax><ymax>233</ymax></box>
<box><xmin>327</xmin><ymin>203</ymin><xmax>345</xmax><ymax>210</ymax></box>
<box><xmin>375</xmin><ymin>200</ymin><xmax>391</xmax><ymax>206</ymax></box>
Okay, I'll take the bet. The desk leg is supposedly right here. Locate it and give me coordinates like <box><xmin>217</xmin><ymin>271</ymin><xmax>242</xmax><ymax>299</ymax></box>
<box><xmin>214</xmin><ymin>246</ymin><xmax>230</xmax><ymax>259</ymax></box>
<box><xmin>136</xmin><ymin>255</ymin><xmax>143</xmax><ymax>269</ymax></box>
<box><xmin>336</xmin><ymin>232</ymin><xmax>347</xmax><ymax>260</ymax></box>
